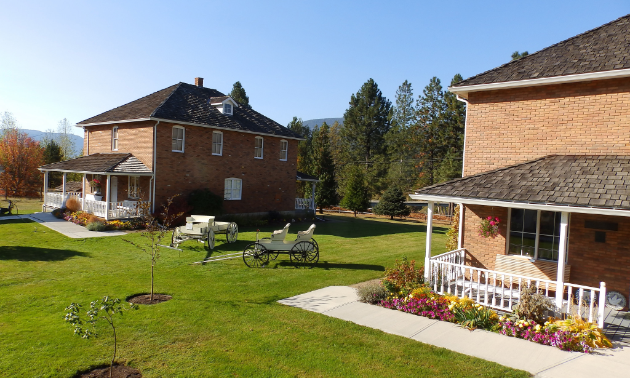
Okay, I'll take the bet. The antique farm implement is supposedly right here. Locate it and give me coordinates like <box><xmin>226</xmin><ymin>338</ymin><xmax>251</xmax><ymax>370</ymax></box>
<box><xmin>242</xmin><ymin>223</ymin><xmax>319</xmax><ymax>268</ymax></box>
<box><xmin>171</xmin><ymin>215</ymin><xmax>238</xmax><ymax>250</ymax></box>
<box><xmin>0</xmin><ymin>200</ymin><xmax>17</xmax><ymax>216</ymax></box>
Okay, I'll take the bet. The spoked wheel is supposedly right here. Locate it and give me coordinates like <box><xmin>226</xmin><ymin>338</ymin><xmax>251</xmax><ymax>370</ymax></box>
<box><xmin>226</xmin><ymin>222</ymin><xmax>238</xmax><ymax>243</ymax></box>
<box><xmin>171</xmin><ymin>228</ymin><xmax>184</xmax><ymax>248</ymax></box>
<box><xmin>206</xmin><ymin>228</ymin><xmax>215</xmax><ymax>250</ymax></box>
<box><xmin>243</xmin><ymin>243</ymin><xmax>269</xmax><ymax>268</ymax></box>
<box><xmin>290</xmin><ymin>241</ymin><xmax>319</xmax><ymax>267</ymax></box>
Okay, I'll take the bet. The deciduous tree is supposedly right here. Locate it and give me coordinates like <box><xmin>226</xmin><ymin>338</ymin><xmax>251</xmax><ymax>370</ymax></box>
<box><xmin>288</xmin><ymin>117</ymin><xmax>313</xmax><ymax>198</ymax></box>
<box><xmin>56</xmin><ymin>118</ymin><xmax>76</xmax><ymax>160</ymax></box>
<box><xmin>0</xmin><ymin>128</ymin><xmax>44</xmax><ymax>198</ymax></box>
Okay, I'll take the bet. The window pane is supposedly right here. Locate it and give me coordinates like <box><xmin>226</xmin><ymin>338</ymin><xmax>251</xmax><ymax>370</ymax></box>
<box><xmin>510</xmin><ymin>209</ymin><xmax>524</xmax><ymax>232</ymax></box>
<box><xmin>538</xmin><ymin>234</ymin><xmax>554</xmax><ymax>251</ymax></box>
<box><xmin>539</xmin><ymin>211</ymin><xmax>555</xmax><ymax>235</ymax></box>
<box><xmin>538</xmin><ymin>248</ymin><xmax>553</xmax><ymax>260</ymax></box>
<box><xmin>523</xmin><ymin>209</ymin><xmax>537</xmax><ymax>233</ymax></box>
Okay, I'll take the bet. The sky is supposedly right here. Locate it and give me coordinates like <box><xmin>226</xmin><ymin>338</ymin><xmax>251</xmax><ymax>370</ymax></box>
<box><xmin>1</xmin><ymin>1</ymin><xmax>628</xmax><ymax>136</ymax></box>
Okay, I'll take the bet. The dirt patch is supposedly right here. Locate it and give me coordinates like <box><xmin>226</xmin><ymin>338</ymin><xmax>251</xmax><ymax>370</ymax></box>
<box><xmin>349</xmin><ymin>278</ymin><xmax>382</xmax><ymax>289</ymax></box>
<box><xmin>76</xmin><ymin>364</ymin><xmax>141</xmax><ymax>378</ymax></box>
<box><xmin>127</xmin><ymin>293</ymin><xmax>172</xmax><ymax>305</ymax></box>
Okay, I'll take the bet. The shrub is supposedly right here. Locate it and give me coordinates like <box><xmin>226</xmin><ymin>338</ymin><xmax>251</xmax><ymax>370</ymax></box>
<box><xmin>65</xmin><ymin>197</ymin><xmax>81</xmax><ymax>213</ymax></box>
<box><xmin>51</xmin><ymin>208</ymin><xmax>64</xmax><ymax>219</ymax></box>
<box><xmin>451</xmin><ymin>301</ymin><xmax>499</xmax><ymax>330</ymax></box>
<box><xmin>87</xmin><ymin>214</ymin><xmax>102</xmax><ymax>224</ymax></box>
<box><xmin>550</xmin><ymin>315</ymin><xmax>612</xmax><ymax>349</ymax></box>
<box><xmin>357</xmin><ymin>281</ymin><xmax>388</xmax><ymax>304</ymax></box>
<box><xmin>86</xmin><ymin>221</ymin><xmax>106</xmax><ymax>231</ymax></box>
<box><xmin>188</xmin><ymin>188</ymin><xmax>223</xmax><ymax>216</ymax></box>
<box><xmin>513</xmin><ymin>284</ymin><xmax>555</xmax><ymax>324</ymax></box>
<box><xmin>382</xmin><ymin>257</ymin><xmax>424</xmax><ymax>297</ymax></box>
<box><xmin>373</xmin><ymin>186</ymin><xmax>410</xmax><ymax>220</ymax></box>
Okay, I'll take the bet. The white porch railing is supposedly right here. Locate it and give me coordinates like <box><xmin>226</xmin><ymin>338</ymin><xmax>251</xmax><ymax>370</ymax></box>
<box><xmin>295</xmin><ymin>198</ymin><xmax>314</xmax><ymax>210</ymax></box>
<box><xmin>428</xmin><ymin>252</ymin><xmax>606</xmax><ymax>328</ymax></box>
<box><xmin>84</xmin><ymin>199</ymin><xmax>108</xmax><ymax>218</ymax></box>
<box><xmin>44</xmin><ymin>192</ymin><xmax>82</xmax><ymax>209</ymax></box>
<box><xmin>44</xmin><ymin>193</ymin><xmax>148</xmax><ymax>220</ymax></box>
<box><xmin>107</xmin><ymin>201</ymin><xmax>148</xmax><ymax>219</ymax></box>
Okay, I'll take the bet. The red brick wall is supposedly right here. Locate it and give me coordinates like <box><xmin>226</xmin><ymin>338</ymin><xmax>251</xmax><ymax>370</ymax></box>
<box><xmin>462</xmin><ymin>205</ymin><xmax>508</xmax><ymax>270</ymax></box>
<box><xmin>85</xmin><ymin>121</ymin><xmax>155</xmax><ymax>169</ymax></box>
<box><xmin>464</xmin><ymin>77</ymin><xmax>630</xmax><ymax>176</ymax></box>
<box><xmin>154</xmin><ymin>122</ymin><xmax>298</xmax><ymax>214</ymax></box>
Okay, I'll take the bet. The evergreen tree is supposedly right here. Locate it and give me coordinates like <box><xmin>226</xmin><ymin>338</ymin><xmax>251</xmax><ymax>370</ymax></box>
<box><xmin>511</xmin><ymin>51</ymin><xmax>529</xmax><ymax>61</ymax></box>
<box><xmin>341</xmin><ymin>78</ymin><xmax>392</xmax><ymax>197</ymax></box>
<box><xmin>311</xmin><ymin>122</ymin><xmax>337</xmax><ymax>213</ymax></box>
<box><xmin>437</xmin><ymin>74</ymin><xmax>466</xmax><ymax>182</ymax></box>
<box><xmin>385</xmin><ymin>80</ymin><xmax>417</xmax><ymax>192</ymax></box>
<box><xmin>42</xmin><ymin>139</ymin><xmax>64</xmax><ymax>188</ymax></box>
<box><xmin>230</xmin><ymin>81</ymin><xmax>251</xmax><ymax>109</ymax></box>
<box><xmin>414</xmin><ymin>77</ymin><xmax>447</xmax><ymax>187</ymax></box>
<box><xmin>340</xmin><ymin>167</ymin><xmax>369</xmax><ymax>217</ymax></box>
<box><xmin>373</xmin><ymin>185</ymin><xmax>410</xmax><ymax>220</ymax></box>
<box><xmin>288</xmin><ymin>117</ymin><xmax>313</xmax><ymax>198</ymax></box>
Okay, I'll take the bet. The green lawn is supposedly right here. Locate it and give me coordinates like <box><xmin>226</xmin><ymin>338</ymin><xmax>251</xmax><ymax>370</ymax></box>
<box><xmin>0</xmin><ymin>215</ymin><xmax>529</xmax><ymax>377</ymax></box>
<box><xmin>0</xmin><ymin>196</ymin><xmax>43</xmax><ymax>215</ymax></box>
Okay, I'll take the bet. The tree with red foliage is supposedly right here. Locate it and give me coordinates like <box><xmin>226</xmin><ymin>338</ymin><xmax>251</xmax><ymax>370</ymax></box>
<box><xmin>0</xmin><ymin>129</ymin><xmax>44</xmax><ymax>198</ymax></box>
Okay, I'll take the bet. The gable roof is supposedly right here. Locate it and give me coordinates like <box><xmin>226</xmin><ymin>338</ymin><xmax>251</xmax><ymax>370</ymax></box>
<box><xmin>413</xmin><ymin>155</ymin><xmax>630</xmax><ymax>211</ymax></box>
<box><xmin>39</xmin><ymin>153</ymin><xmax>152</xmax><ymax>175</ymax></box>
<box><xmin>77</xmin><ymin>83</ymin><xmax>302</xmax><ymax>139</ymax></box>
<box><xmin>452</xmin><ymin>14</ymin><xmax>630</xmax><ymax>90</ymax></box>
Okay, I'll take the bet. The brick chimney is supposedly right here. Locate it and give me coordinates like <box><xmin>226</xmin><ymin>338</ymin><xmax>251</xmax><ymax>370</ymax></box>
<box><xmin>195</xmin><ymin>77</ymin><xmax>204</xmax><ymax>87</ymax></box>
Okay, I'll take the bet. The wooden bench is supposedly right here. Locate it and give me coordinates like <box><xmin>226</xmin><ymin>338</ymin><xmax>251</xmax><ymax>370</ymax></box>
<box><xmin>495</xmin><ymin>254</ymin><xmax>570</xmax><ymax>290</ymax></box>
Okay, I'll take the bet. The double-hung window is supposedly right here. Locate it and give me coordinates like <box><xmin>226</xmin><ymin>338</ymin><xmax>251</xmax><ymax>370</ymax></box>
<box><xmin>128</xmin><ymin>176</ymin><xmax>140</xmax><ymax>199</ymax></box>
<box><xmin>112</xmin><ymin>126</ymin><xmax>119</xmax><ymax>151</ymax></box>
<box><xmin>224</xmin><ymin>103</ymin><xmax>233</xmax><ymax>115</ymax></box>
<box><xmin>279</xmin><ymin>140</ymin><xmax>288</xmax><ymax>161</ymax></box>
<box><xmin>212</xmin><ymin>131</ymin><xmax>223</xmax><ymax>155</ymax></box>
<box><xmin>172</xmin><ymin>126</ymin><xmax>185</xmax><ymax>152</ymax></box>
<box><xmin>224</xmin><ymin>178</ymin><xmax>242</xmax><ymax>200</ymax></box>
<box><xmin>254</xmin><ymin>137</ymin><xmax>263</xmax><ymax>159</ymax></box>
<box><xmin>507</xmin><ymin>209</ymin><xmax>569</xmax><ymax>262</ymax></box>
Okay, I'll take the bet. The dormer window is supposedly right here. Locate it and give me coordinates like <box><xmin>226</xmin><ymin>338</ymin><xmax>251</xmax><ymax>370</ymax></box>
<box><xmin>210</xmin><ymin>96</ymin><xmax>238</xmax><ymax>115</ymax></box>
<box><xmin>224</xmin><ymin>103</ymin><xmax>233</xmax><ymax>115</ymax></box>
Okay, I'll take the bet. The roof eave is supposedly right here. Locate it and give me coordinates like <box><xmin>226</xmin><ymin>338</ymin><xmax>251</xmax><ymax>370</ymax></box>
<box><xmin>409</xmin><ymin>193</ymin><xmax>630</xmax><ymax>218</ymax></box>
<box><xmin>38</xmin><ymin>167</ymin><xmax>154</xmax><ymax>176</ymax></box>
<box><xmin>449</xmin><ymin>68</ymin><xmax>630</xmax><ymax>99</ymax></box>
<box><xmin>76</xmin><ymin>118</ymin><xmax>152</xmax><ymax>127</ymax></box>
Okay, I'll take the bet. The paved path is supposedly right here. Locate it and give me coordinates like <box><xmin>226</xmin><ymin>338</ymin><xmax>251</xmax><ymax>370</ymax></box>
<box><xmin>0</xmin><ymin>212</ymin><xmax>127</xmax><ymax>238</ymax></box>
<box><xmin>279</xmin><ymin>286</ymin><xmax>630</xmax><ymax>378</ymax></box>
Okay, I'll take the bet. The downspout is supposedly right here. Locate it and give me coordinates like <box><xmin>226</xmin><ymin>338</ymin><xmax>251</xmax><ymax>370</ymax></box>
<box><xmin>456</xmin><ymin>95</ymin><xmax>469</xmax><ymax>253</ymax></box>
<box><xmin>152</xmin><ymin>121</ymin><xmax>160</xmax><ymax>213</ymax></box>
<box><xmin>85</xmin><ymin>126</ymin><xmax>89</xmax><ymax>155</ymax></box>
<box><xmin>456</xmin><ymin>94</ymin><xmax>469</xmax><ymax>178</ymax></box>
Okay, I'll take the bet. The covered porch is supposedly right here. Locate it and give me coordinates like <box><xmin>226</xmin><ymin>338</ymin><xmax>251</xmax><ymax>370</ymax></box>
<box><xmin>295</xmin><ymin>171</ymin><xmax>319</xmax><ymax>212</ymax></box>
<box><xmin>39</xmin><ymin>153</ymin><xmax>153</xmax><ymax>220</ymax></box>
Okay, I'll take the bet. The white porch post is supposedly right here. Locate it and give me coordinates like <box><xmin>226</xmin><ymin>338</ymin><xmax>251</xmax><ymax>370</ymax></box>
<box><xmin>311</xmin><ymin>182</ymin><xmax>316</xmax><ymax>212</ymax></box>
<box><xmin>43</xmin><ymin>171</ymin><xmax>49</xmax><ymax>212</ymax></box>
<box><xmin>555</xmin><ymin>211</ymin><xmax>569</xmax><ymax>309</ymax></box>
<box><xmin>457</xmin><ymin>203</ymin><xmax>464</xmax><ymax>249</ymax></box>
<box><xmin>424</xmin><ymin>201</ymin><xmax>434</xmax><ymax>282</ymax></box>
<box><xmin>81</xmin><ymin>173</ymin><xmax>86</xmax><ymax>210</ymax></box>
<box><xmin>62</xmin><ymin>172</ymin><xmax>67</xmax><ymax>205</ymax></box>
<box><xmin>104</xmin><ymin>174</ymin><xmax>110</xmax><ymax>221</ymax></box>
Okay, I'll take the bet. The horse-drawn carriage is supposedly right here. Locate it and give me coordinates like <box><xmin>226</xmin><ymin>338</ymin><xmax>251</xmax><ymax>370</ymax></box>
<box><xmin>171</xmin><ymin>215</ymin><xmax>238</xmax><ymax>250</ymax></box>
<box><xmin>242</xmin><ymin>223</ymin><xmax>319</xmax><ymax>268</ymax></box>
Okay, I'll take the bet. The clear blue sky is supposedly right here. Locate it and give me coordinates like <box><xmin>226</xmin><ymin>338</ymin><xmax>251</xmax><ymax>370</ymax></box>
<box><xmin>1</xmin><ymin>1</ymin><xmax>628</xmax><ymax>136</ymax></box>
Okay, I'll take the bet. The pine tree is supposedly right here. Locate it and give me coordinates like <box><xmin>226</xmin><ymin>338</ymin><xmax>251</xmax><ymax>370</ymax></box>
<box><xmin>288</xmin><ymin>117</ymin><xmax>313</xmax><ymax>198</ymax></box>
<box><xmin>340</xmin><ymin>167</ymin><xmax>369</xmax><ymax>217</ymax></box>
<box><xmin>230</xmin><ymin>81</ymin><xmax>251</xmax><ymax>109</ymax></box>
<box><xmin>311</xmin><ymin>122</ymin><xmax>337</xmax><ymax>213</ymax></box>
<box><xmin>385</xmin><ymin>80</ymin><xmax>417</xmax><ymax>192</ymax></box>
<box><xmin>414</xmin><ymin>77</ymin><xmax>447</xmax><ymax>187</ymax></box>
<box><xmin>511</xmin><ymin>51</ymin><xmax>529</xmax><ymax>61</ymax></box>
<box><xmin>373</xmin><ymin>185</ymin><xmax>410</xmax><ymax>220</ymax></box>
<box><xmin>42</xmin><ymin>139</ymin><xmax>64</xmax><ymax>188</ymax></box>
<box><xmin>436</xmin><ymin>74</ymin><xmax>466</xmax><ymax>182</ymax></box>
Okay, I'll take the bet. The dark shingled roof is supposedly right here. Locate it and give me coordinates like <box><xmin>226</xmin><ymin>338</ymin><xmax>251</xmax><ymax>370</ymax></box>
<box><xmin>414</xmin><ymin>155</ymin><xmax>630</xmax><ymax>210</ymax></box>
<box><xmin>78</xmin><ymin>83</ymin><xmax>302</xmax><ymax>139</ymax></box>
<box><xmin>454</xmin><ymin>15</ymin><xmax>630</xmax><ymax>87</ymax></box>
<box><xmin>296</xmin><ymin>171</ymin><xmax>319</xmax><ymax>182</ymax></box>
<box><xmin>39</xmin><ymin>153</ymin><xmax>152</xmax><ymax>174</ymax></box>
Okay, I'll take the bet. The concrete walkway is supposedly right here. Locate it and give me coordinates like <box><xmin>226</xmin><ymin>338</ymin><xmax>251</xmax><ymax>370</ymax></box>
<box><xmin>279</xmin><ymin>286</ymin><xmax>630</xmax><ymax>378</ymax></box>
<box><xmin>0</xmin><ymin>212</ymin><xmax>127</xmax><ymax>238</ymax></box>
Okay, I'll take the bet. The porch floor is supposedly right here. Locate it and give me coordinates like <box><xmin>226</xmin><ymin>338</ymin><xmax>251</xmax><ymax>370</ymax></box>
<box><xmin>604</xmin><ymin>308</ymin><xmax>630</xmax><ymax>343</ymax></box>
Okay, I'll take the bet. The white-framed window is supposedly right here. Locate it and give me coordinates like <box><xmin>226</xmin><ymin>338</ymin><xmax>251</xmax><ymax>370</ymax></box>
<box><xmin>224</xmin><ymin>103</ymin><xmax>233</xmax><ymax>115</ymax></box>
<box><xmin>112</xmin><ymin>126</ymin><xmax>119</xmax><ymax>151</ymax></box>
<box><xmin>506</xmin><ymin>208</ymin><xmax>569</xmax><ymax>262</ymax></box>
<box><xmin>279</xmin><ymin>139</ymin><xmax>288</xmax><ymax>161</ymax></box>
<box><xmin>224</xmin><ymin>178</ymin><xmax>242</xmax><ymax>200</ymax></box>
<box><xmin>212</xmin><ymin>131</ymin><xmax>223</xmax><ymax>156</ymax></box>
<box><xmin>254</xmin><ymin>136</ymin><xmax>263</xmax><ymax>159</ymax></box>
<box><xmin>128</xmin><ymin>176</ymin><xmax>140</xmax><ymax>199</ymax></box>
<box><xmin>172</xmin><ymin>126</ymin><xmax>185</xmax><ymax>152</ymax></box>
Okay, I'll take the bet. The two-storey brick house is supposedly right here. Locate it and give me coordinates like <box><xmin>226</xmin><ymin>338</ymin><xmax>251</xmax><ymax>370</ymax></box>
<box><xmin>411</xmin><ymin>15</ymin><xmax>630</xmax><ymax>323</ymax></box>
<box><xmin>39</xmin><ymin>78</ymin><xmax>310</xmax><ymax>219</ymax></box>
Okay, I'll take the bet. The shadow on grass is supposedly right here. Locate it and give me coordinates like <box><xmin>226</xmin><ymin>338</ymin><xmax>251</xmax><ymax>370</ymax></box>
<box><xmin>0</xmin><ymin>246</ymin><xmax>89</xmax><ymax>261</ymax></box>
<box><xmin>276</xmin><ymin>261</ymin><xmax>385</xmax><ymax>271</ymax></box>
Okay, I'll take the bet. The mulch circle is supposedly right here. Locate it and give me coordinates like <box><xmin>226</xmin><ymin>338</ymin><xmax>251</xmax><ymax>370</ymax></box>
<box><xmin>77</xmin><ymin>364</ymin><xmax>141</xmax><ymax>378</ymax></box>
<box><xmin>126</xmin><ymin>293</ymin><xmax>172</xmax><ymax>305</ymax></box>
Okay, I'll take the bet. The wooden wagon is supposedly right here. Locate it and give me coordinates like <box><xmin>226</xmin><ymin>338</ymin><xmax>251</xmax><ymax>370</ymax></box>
<box><xmin>242</xmin><ymin>224</ymin><xmax>318</xmax><ymax>267</ymax></box>
<box><xmin>171</xmin><ymin>215</ymin><xmax>238</xmax><ymax>250</ymax></box>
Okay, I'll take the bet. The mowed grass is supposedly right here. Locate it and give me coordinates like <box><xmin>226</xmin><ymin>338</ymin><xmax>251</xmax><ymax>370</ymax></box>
<box><xmin>0</xmin><ymin>196</ymin><xmax>43</xmax><ymax>215</ymax></box>
<box><xmin>0</xmin><ymin>215</ymin><xmax>529</xmax><ymax>378</ymax></box>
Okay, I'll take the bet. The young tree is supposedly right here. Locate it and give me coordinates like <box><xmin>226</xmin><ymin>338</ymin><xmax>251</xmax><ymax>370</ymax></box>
<box><xmin>445</xmin><ymin>205</ymin><xmax>460</xmax><ymax>251</ymax></box>
<box><xmin>230</xmin><ymin>81</ymin><xmax>251</xmax><ymax>109</ymax></box>
<box><xmin>56</xmin><ymin>118</ymin><xmax>76</xmax><ymax>160</ymax></box>
<box><xmin>340</xmin><ymin>167</ymin><xmax>369</xmax><ymax>217</ymax></box>
<box><xmin>288</xmin><ymin>117</ymin><xmax>313</xmax><ymax>198</ymax></box>
<box><xmin>0</xmin><ymin>129</ymin><xmax>44</xmax><ymax>198</ymax></box>
<box><xmin>373</xmin><ymin>185</ymin><xmax>410</xmax><ymax>220</ymax></box>
<box><xmin>311</xmin><ymin>122</ymin><xmax>337</xmax><ymax>212</ymax></box>
<box><xmin>0</xmin><ymin>111</ymin><xmax>18</xmax><ymax>136</ymax></box>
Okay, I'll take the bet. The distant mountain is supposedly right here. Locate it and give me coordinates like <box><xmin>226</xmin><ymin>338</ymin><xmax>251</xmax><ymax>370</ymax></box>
<box><xmin>23</xmin><ymin>129</ymin><xmax>84</xmax><ymax>157</ymax></box>
<box><xmin>302</xmin><ymin>118</ymin><xmax>343</xmax><ymax>129</ymax></box>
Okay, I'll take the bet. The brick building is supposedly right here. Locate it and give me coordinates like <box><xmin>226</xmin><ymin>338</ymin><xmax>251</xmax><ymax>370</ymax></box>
<box><xmin>39</xmin><ymin>78</ymin><xmax>313</xmax><ymax>219</ymax></box>
<box><xmin>411</xmin><ymin>15</ymin><xmax>630</xmax><ymax>319</ymax></box>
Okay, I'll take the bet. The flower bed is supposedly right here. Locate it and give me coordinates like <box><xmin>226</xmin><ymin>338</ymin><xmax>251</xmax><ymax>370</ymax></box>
<box><xmin>62</xmin><ymin>211</ymin><xmax>143</xmax><ymax>231</ymax></box>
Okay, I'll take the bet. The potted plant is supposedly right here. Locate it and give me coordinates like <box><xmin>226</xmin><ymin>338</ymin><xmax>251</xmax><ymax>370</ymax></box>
<box><xmin>89</xmin><ymin>179</ymin><xmax>103</xmax><ymax>201</ymax></box>
<box><xmin>478</xmin><ymin>216</ymin><xmax>500</xmax><ymax>238</ymax></box>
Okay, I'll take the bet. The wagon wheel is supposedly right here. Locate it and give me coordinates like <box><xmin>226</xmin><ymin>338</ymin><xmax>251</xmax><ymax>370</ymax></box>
<box><xmin>269</xmin><ymin>252</ymin><xmax>280</xmax><ymax>260</ymax></box>
<box><xmin>290</xmin><ymin>241</ymin><xmax>319</xmax><ymax>267</ymax></box>
<box><xmin>243</xmin><ymin>243</ymin><xmax>269</xmax><ymax>268</ymax></box>
<box><xmin>226</xmin><ymin>222</ymin><xmax>238</xmax><ymax>243</ymax></box>
<box><xmin>206</xmin><ymin>228</ymin><xmax>215</xmax><ymax>250</ymax></box>
<box><xmin>171</xmin><ymin>228</ymin><xmax>183</xmax><ymax>248</ymax></box>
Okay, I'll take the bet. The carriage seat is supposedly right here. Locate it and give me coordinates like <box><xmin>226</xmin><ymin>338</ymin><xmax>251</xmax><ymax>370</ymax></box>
<box><xmin>271</xmin><ymin>223</ymin><xmax>291</xmax><ymax>241</ymax></box>
<box><xmin>188</xmin><ymin>215</ymin><xmax>215</xmax><ymax>226</ymax></box>
<box><xmin>295</xmin><ymin>224</ymin><xmax>316</xmax><ymax>242</ymax></box>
